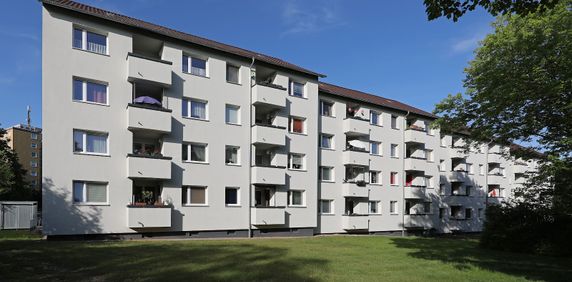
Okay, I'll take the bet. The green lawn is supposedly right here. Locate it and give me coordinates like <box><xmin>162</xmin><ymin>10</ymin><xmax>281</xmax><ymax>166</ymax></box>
<box><xmin>0</xmin><ymin>231</ymin><xmax>570</xmax><ymax>281</ymax></box>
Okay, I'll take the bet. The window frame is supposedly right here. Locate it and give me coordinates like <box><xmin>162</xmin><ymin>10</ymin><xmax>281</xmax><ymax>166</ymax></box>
<box><xmin>289</xmin><ymin>116</ymin><xmax>306</xmax><ymax>134</ymax></box>
<box><xmin>320</xmin><ymin>133</ymin><xmax>334</xmax><ymax>149</ymax></box>
<box><xmin>182</xmin><ymin>54</ymin><xmax>208</xmax><ymax>77</ymax></box>
<box><xmin>225</xmin><ymin>145</ymin><xmax>240</xmax><ymax>166</ymax></box>
<box><xmin>390</xmin><ymin>172</ymin><xmax>399</xmax><ymax>186</ymax></box>
<box><xmin>320</xmin><ymin>100</ymin><xmax>334</xmax><ymax>117</ymax></box>
<box><xmin>288</xmin><ymin>153</ymin><xmax>306</xmax><ymax>171</ymax></box>
<box><xmin>225</xmin><ymin>104</ymin><xmax>241</xmax><ymax>125</ymax></box>
<box><xmin>184</xmin><ymin>142</ymin><xmax>208</xmax><ymax>163</ymax></box>
<box><xmin>287</xmin><ymin>190</ymin><xmax>305</xmax><ymax>207</ymax></box>
<box><xmin>72</xmin><ymin>180</ymin><xmax>109</xmax><ymax>205</ymax></box>
<box><xmin>390</xmin><ymin>115</ymin><xmax>399</xmax><ymax>129</ymax></box>
<box><xmin>370</xmin><ymin>170</ymin><xmax>382</xmax><ymax>185</ymax></box>
<box><xmin>72</xmin><ymin>77</ymin><xmax>109</xmax><ymax>106</ymax></box>
<box><xmin>226</xmin><ymin>64</ymin><xmax>240</xmax><ymax>84</ymax></box>
<box><xmin>369</xmin><ymin>201</ymin><xmax>381</xmax><ymax>214</ymax></box>
<box><xmin>225</xmin><ymin>187</ymin><xmax>240</xmax><ymax>206</ymax></box>
<box><xmin>319</xmin><ymin>166</ymin><xmax>334</xmax><ymax>182</ymax></box>
<box><xmin>370</xmin><ymin>141</ymin><xmax>382</xmax><ymax>156</ymax></box>
<box><xmin>390</xmin><ymin>144</ymin><xmax>399</xmax><ymax>158</ymax></box>
<box><xmin>182</xmin><ymin>98</ymin><xmax>209</xmax><ymax>120</ymax></box>
<box><xmin>183</xmin><ymin>186</ymin><xmax>208</xmax><ymax>206</ymax></box>
<box><xmin>370</xmin><ymin>111</ymin><xmax>382</xmax><ymax>126</ymax></box>
<box><xmin>72</xmin><ymin>26</ymin><xmax>108</xmax><ymax>55</ymax></box>
<box><xmin>73</xmin><ymin>129</ymin><xmax>109</xmax><ymax>156</ymax></box>
<box><xmin>319</xmin><ymin>199</ymin><xmax>333</xmax><ymax>215</ymax></box>
<box><xmin>289</xmin><ymin>80</ymin><xmax>305</xmax><ymax>98</ymax></box>
<box><xmin>389</xmin><ymin>201</ymin><xmax>399</xmax><ymax>215</ymax></box>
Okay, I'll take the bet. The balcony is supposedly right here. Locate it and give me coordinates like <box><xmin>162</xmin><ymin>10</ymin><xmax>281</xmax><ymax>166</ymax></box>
<box><xmin>127</xmin><ymin>53</ymin><xmax>172</xmax><ymax>87</ymax></box>
<box><xmin>343</xmin><ymin>150</ymin><xmax>370</xmax><ymax>167</ymax></box>
<box><xmin>343</xmin><ymin>117</ymin><xmax>370</xmax><ymax>136</ymax></box>
<box><xmin>342</xmin><ymin>183</ymin><xmax>369</xmax><ymax>198</ymax></box>
<box><xmin>127</xmin><ymin>154</ymin><xmax>172</xmax><ymax>179</ymax></box>
<box><xmin>127</xmin><ymin>104</ymin><xmax>172</xmax><ymax>134</ymax></box>
<box><xmin>342</xmin><ymin>215</ymin><xmax>369</xmax><ymax>230</ymax></box>
<box><xmin>450</xmin><ymin>149</ymin><xmax>468</xmax><ymax>159</ymax></box>
<box><xmin>448</xmin><ymin>171</ymin><xmax>469</xmax><ymax>182</ymax></box>
<box><xmin>404</xmin><ymin>158</ymin><xmax>428</xmax><ymax>172</ymax></box>
<box><xmin>404</xmin><ymin>187</ymin><xmax>428</xmax><ymax>200</ymax></box>
<box><xmin>489</xmin><ymin>153</ymin><xmax>503</xmax><ymax>164</ymax></box>
<box><xmin>404</xmin><ymin>214</ymin><xmax>433</xmax><ymax>229</ymax></box>
<box><xmin>252</xmin><ymin>166</ymin><xmax>286</xmax><ymax>185</ymax></box>
<box><xmin>127</xmin><ymin>206</ymin><xmax>171</xmax><ymax>228</ymax></box>
<box><xmin>252</xmin><ymin>84</ymin><xmax>287</xmax><ymax>108</ymax></box>
<box><xmin>252</xmin><ymin>124</ymin><xmax>286</xmax><ymax>147</ymax></box>
<box><xmin>488</xmin><ymin>174</ymin><xmax>505</xmax><ymax>184</ymax></box>
<box><xmin>404</xmin><ymin>128</ymin><xmax>428</xmax><ymax>144</ymax></box>
<box><xmin>251</xmin><ymin>206</ymin><xmax>285</xmax><ymax>225</ymax></box>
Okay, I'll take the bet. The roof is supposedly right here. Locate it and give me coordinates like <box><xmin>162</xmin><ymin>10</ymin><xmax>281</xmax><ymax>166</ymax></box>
<box><xmin>41</xmin><ymin>0</ymin><xmax>325</xmax><ymax>78</ymax></box>
<box><xmin>319</xmin><ymin>82</ymin><xmax>437</xmax><ymax>119</ymax></box>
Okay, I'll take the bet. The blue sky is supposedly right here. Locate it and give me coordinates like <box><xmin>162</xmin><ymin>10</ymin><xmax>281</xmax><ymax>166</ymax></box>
<box><xmin>0</xmin><ymin>0</ymin><xmax>494</xmax><ymax>128</ymax></box>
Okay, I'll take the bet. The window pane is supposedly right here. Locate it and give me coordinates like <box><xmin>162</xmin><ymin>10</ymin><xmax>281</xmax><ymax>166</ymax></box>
<box><xmin>191</xmin><ymin>101</ymin><xmax>206</xmax><ymax>119</ymax></box>
<box><xmin>226</xmin><ymin>65</ymin><xmax>239</xmax><ymax>83</ymax></box>
<box><xmin>86</xmin><ymin>183</ymin><xmax>107</xmax><ymax>203</ymax></box>
<box><xmin>322</xmin><ymin>168</ymin><xmax>331</xmax><ymax>181</ymax></box>
<box><xmin>190</xmin><ymin>187</ymin><xmax>206</xmax><ymax>204</ymax></box>
<box><xmin>320</xmin><ymin>200</ymin><xmax>331</xmax><ymax>214</ymax></box>
<box><xmin>73</xmin><ymin>181</ymin><xmax>84</xmax><ymax>203</ymax></box>
<box><xmin>321</xmin><ymin>135</ymin><xmax>331</xmax><ymax>148</ymax></box>
<box><xmin>182</xmin><ymin>99</ymin><xmax>189</xmax><ymax>117</ymax></box>
<box><xmin>292</xmin><ymin>191</ymin><xmax>303</xmax><ymax>205</ymax></box>
<box><xmin>190</xmin><ymin>144</ymin><xmax>206</xmax><ymax>162</ymax></box>
<box><xmin>86</xmin><ymin>31</ymin><xmax>107</xmax><ymax>54</ymax></box>
<box><xmin>182</xmin><ymin>55</ymin><xmax>189</xmax><ymax>73</ymax></box>
<box><xmin>225</xmin><ymin>146</ymin><xmax>238</xmax><ymax>164</ymax></box>
<box><xmin>86</xmin><ymin>81</ymin><xmax>107</xmax><ymax>104</ymax></box>
<box><xmin>293</xmin><ymin>82</ymin><xmax>304</xmax><ymax>97</ymax></box>
<box><xmin>226</xmin><ymin>105</ymin><xmax>239</xmax><ymax>124</ymax></box>
<box><xmin>86</xmin><ymin>133</ymin><xmax>107</xmax><ymax>154</ymax></box>
<box><xmin>292</xmin><ymin>119</ymin><xmax>303</xmax><ymax>133</ymax></box>
<box><xmin>73</xmin><ymin>28</ymin><xmax>83</xmax><ymax>49</ymax></box>
<box><xmin>191</xmin><ymin>57</ymin><xmax>207</xmax><ymax>76</ymax></box>
<box><xmin>225</xmin><ymin>188</ymin><xmax>238</xmax><ymax>205</ymax></box>
<box><xmin>182</xmin><ymin>144</ymin><xmax>188</xmax><ymax>161</ymax></box>
<box><xmin>73</xmin><ymin>79</ymin><xmax>83</xmax><ymax>100</ymax></box>
<box><xmin>73</xmin><ymin>131</ymin><xmax>83</xmax><ymax>152</ymax></box>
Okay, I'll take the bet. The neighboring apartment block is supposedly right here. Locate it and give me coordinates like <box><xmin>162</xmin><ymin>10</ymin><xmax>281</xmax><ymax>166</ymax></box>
<box><xmin>41</xmin><ymin>0</ymin><xmax>540</xmax><ymax>238</ymax></box>
<box><xmin>5</xmin><ymin>124</ymin><xmax>43</xmax><ymax>190</ymax></box>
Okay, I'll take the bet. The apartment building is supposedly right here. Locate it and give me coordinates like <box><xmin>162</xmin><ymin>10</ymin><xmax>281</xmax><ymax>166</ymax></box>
<box><xmin>5</xmin><ymin>124</ymin><xmax>42</xmax><ymax>190</ymax></box>
<box><xmin>41</xmin><ymin>0</ymin><xmax>540</xmax><ymax>238</ymax></box>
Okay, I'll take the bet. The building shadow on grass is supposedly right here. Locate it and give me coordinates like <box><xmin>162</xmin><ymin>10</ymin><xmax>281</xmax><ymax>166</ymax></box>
<box><xmin>0</xmin><ymin>240</ymin><xmax>326</xmax><ymax>281</ymax></box>
<box><xmin>390</xmin><ymin>237</ymin><xmax>572</xmax><ymax>282</ymax></box>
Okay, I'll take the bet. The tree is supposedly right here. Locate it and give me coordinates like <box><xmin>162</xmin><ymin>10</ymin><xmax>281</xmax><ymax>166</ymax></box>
<box><xmin>424</xmin><ymin>0</ymin><xmax>562</xmax><ymax>21</ymax></box>
<box><xmin>0</xmin><ymin>126</ymin><xmax>34</xmax><ymax>200</ymax></box>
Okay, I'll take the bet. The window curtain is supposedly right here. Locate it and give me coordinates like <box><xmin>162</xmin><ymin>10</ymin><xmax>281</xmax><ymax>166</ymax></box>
<box><xmin>191</xmin><ymin>58</ymin><xmax>207</xmax><ymax>76</ymax></box>
<box><xmin>226</xmin><ymin>107</ymin><xmax>238</xmax><ymax>123</ymax></box>
<box><xmin>321</xmin><ymin>136</ymin><xmax>331</xmax><ymax>148</ymax></box>
<box><xmin>86</xmin><ymin>31</ymin><xmax>107</xmax><ymax>54</ymax></box>
<box><xmin>73</xmin><ymin>131</ymin><xmax>83</xmax><ymax>152</ymax></box>
<box><xmin>86</xmin><ymin>183</ymin><xmax>106</xmax><ymax>202</ymax></box>
<box><xmin>86</xmin><ymin>82</ymin><xmax>107</xmax><ymax>104</ymax></box>
<box><xmin>86</xmin><ymin>133</ymin><xmax>107</xmax><ymax>154</ymax></box>
<box><xmin>227</xmin><ymin>65</ymin><xmax>239</xmax><ymax>83</ymax></box>
<box><xmin>191</xmin><ymin>102</ymin><xmax>206</xmax><ymax>119</ymax></box>
<box><xmin>190</xmin><ymin>188</ymin><xmax>206</xmax><ymax>204</ymax></box>
<box><xmin>292</xmin><ymin>155</ymin><xmax>303</xmax><ymax>166</ymax></box>
<box><xmin>293</xmin><ymin>119</ymin><xmax>303</xmax><ymax>133</ymax></box>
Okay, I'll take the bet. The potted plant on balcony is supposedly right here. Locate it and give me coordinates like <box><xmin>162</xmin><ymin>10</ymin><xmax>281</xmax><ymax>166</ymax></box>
<box><xmin>142</xmin><ymin>190</ymin><xmax>154</xmax><ymax>206</ymax></box>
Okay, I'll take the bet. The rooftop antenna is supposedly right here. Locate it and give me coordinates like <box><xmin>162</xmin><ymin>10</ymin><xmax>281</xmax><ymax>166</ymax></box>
<box><xmin>27</xmin><ymin>106</ymin><xmax>31</xmax><ymax>128</ymax></box>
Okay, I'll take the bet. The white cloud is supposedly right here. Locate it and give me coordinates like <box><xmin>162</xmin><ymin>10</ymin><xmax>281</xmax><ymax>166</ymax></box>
<box><xmin>281</xmin><ymin>0</ymin><xmax>344</xmax><ymax>36</ymax></box>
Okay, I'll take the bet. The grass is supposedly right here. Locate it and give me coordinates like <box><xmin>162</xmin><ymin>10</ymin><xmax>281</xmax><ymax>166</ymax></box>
<box><xmin>0</xmin><ymin>231</ymin><xmax>570</xmax><ymax>281</ymax></box>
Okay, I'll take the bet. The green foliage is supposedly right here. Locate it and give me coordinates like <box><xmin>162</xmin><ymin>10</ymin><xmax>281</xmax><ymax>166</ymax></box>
<box><xmin>424</xmin><ymin>0</ymin><xmax>562</xmax><ymax>21</ymax></box>
<box><xmin>0</xmin><ymin>126</ymin><xmax>35</xmax><ymax>201</ymax></box>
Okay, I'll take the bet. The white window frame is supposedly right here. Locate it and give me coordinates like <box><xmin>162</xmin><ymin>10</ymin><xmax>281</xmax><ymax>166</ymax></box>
<box><xmin>390</xmin><ymin>144</ymin><xmax>399</xmax><ymax>158</ymax></box>
<box><xmin>390</xmin><ymin>172</ymin><xmax>399</xmax><ymax>186</ymax></box>
<box><xmin>319</xmin><ymin>199</ymin><xmax>334</xmax><ymax>215</ymax></box>
<box><xmin>467</xmin><ymin>163</ymin><xmax>474</xmax><ymax>174</ymax></box>
<box><xmin>72</xmin><ymin>181</ymin><xmax>109</xmax><ymax>205</ymax></box>
<box><xmin>426</xmin><ymin>176</ymin><xmax>434</xmax><ymax>188</ymax></box>
<box><xmin>183</xmin><ymin>186</ymin><xmax>208</xmax><ymax>206</ymax></box>
<box><xmin>289</xmin><ymin>116</ymin><xmax>306</xmax><ymax>134</ymax></box>
<box><xmin>226</xmin><ymin>64</ymin><xmax>240</xmax><ymax>84</ymax></box>
<box><xmin>73</xmin><ymin>129</ymin><xmax>109</xmax><ymax>156</ymax></box>
<box><xmin>320</xmin><ymin>134</ymin><xmax>334</xmax><ymax>149</ymax></box>
<box><xmin>73</xmin><ymin>26</ymin><xmax>108</xmax><ymax>55</ymax></box>
<box><xmin>320</xmin><ymin>100</ymin><xmax>334</xmax><ymax>117</ymax></box>
<box><xmin>288</xmin><ymin>190</ymin><xmax>305</xmax><ymax>207</ymax></box>
<box><xmin>391</xmin><ymin>115</ymin><xmax>399</xmax><ymax>129</ymax></box>
<box><xmin>370</xmin><ymin>170</ymin><xmax>382</xmax><ymax>185</ymax></box>
<box><xmin>31</xmin><ymin>152</ymin><xmax>38</xmax><ymax>158</ymax></box>
<box><xmin>183</xmin><ymin>98</ymin><xmax>209</xmax><ymax>121</ymax></box>
<box><xmin>390</xmin><ymin>201</ymin><xmax>399</xmax><ymax>214</ymax></box>
<box><xmin>289</xmin><ymin>80</ymin><xmax>305</xmax><ymax>98</ymax></box>
<box><xmin>31</xmin><ymin>143</ymin><xmax>38</xmax><ymax>149</ymax></box>
<box><xmin>439</xmin><ymin>160</ymin><xmax>446</xmax><ymax>172</ymax></box>
<box><xmin>225</xmin><ymin>104</ymin><xmax>241</xmax><ymax>125</ymax></box>
<box><xmin>225</xmin><ymin>145</ymin><xmax>240</xmax><ymax>166</ymax></box>
<box><xmin>426</xmin><ymin>149</ymin><xmax>434</xmax><ymax>162</ymax></box>
<box><xmin>183</xmin><ymin>54</ymin><xmax>209</xmax><ymax>77</ymax></box>
<box><xmin>224</xmin><ymin>187</ymin><xmax>240</xmax><ymax>206</ymax></box>
<box><xmin>72</xmin><ymin>77</ymin><xmax>109</xmax><ymax>106</ymax></box>
<box><xmin>370</xmin><ymin>111</ymin><xmax>382</xmax><ymax>126</ymax></box>
<box><xmin>479</xmin><ymin>164</ymin><xmax>485</xmax><ymax>175</ymax></box>
<box><xmin>370</xmin><ymin>141</ymin><xmax>382</xmax><ymax>156</ymax></box>
<box><xmin>320</xmin><ymin>166</ymin><xmax>334</xmax><ymax>182</ymax></box>
<box><xmin>185</xmin><ymin>143</ymin><xmax>208</xmax><ymax>163</ymax></box>
<box><xmin>369</xmin><ymin>201</ymin><xmax>381</xmax><ymax>214</ymax></box>
<box><xmin>288</xmin><ymin>153</ymin><xmax>306</xmax><ymax>170</ymax></box>
<box><xmin>31</xmin><ymin>133</ymin><xmax>38</xmax><ymax>140</ymax></box>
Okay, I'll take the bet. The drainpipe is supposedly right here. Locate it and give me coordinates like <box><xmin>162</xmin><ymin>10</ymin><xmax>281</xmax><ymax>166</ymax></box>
<box><xmin>401</xmin><ymin>111</ymin><xmax>410</xmax><ymax>237</ymax></box>
<box><xmin>248</xmin><ymin>57</ymin><xmax>255</xmax><ymax>238</ymax></box>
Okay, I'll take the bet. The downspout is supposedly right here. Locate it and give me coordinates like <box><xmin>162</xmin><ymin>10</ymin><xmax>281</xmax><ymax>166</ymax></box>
<box><xmin>401</xmin><ymin>111</ymin><xmax>410</xmax><ymax>237</ymax></box>
<box><xmin>248</xmin><ymin>57</ymin><xmax>255</xmax><ymax>238</ymax></box>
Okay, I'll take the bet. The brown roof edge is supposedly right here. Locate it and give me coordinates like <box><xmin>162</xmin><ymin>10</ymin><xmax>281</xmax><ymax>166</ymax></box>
<box><xmin>41</xmin><ymin>0</ymin><xmax>326</xmax><ymax>78</ymax></box>
<box><xmin>319</xmin><ymin>82</ymin><xmax>438</xmax><ymax>120</ymax></box>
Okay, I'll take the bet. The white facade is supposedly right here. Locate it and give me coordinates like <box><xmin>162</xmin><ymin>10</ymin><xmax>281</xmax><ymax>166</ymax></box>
<box><xmin>41</xmin><ymin>1</ymin><xmax>539</xmax><ymax>237</ymax></box>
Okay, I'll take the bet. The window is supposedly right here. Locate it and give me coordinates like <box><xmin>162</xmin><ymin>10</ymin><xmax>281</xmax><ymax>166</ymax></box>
<box><xmin>73</xmin><ymin>181</ymin><xmax>107</xmax><ymax>204</ymax></box>
<box><xmin>423</xmin><ymin>202</ymin><xmax>431</xmax><ymax>214</ymax></box>
<box><xmin>465</xmin><ymin>208</ymin><xmax>472</xmax><ymax>219</ymax></box>
<box><xmin>183</xmin><ymin>55</ymin><xmax>207</xmax><ymax>77</ymax></box>
<box><xmin>320</xmin><ymin>100</ymin><xmax>334</xmax><ymax>117</ymax></box>
<box><xmin>440</xmin><ymin>136</ymin><xmax>447</xmax><ymax>147</ymax></box>
<box><xmin>426</xmin><ymin>176</ymin><xmax>434</xmax><ymax>188</ymax></box>
<box><xmin>30</xmin><ymin>171</ymin><xmax>37</xmax><ymax>177</ymax></box>
<box><xmin>390</xmin><ymin>172</ymin><xmax>398</xmax><ymax>185</ymax></box>
<box><xmin>31</xmin><ymin>133</ymin><xmax>38</xmax><ymax>140</ymax></box>
<box><xmin>288</xmin><ymin>153</ymin><xmax>305</xmax><ymax>170</ymax></box>
<box><xmin>466</xmin><ymin>186</ymin><xmax>473</xmax><ymax>196</ymax></box>
<box><xmin>439</xmin><ymin>184</ymin><xmax>446</xmax><ymax>196</ymax></box>
<box><xmin>370</xmin><ymin>142</ymin><xmax>381</xmax><ymax>155</ymax></box>
<box><xmin>439</xmin><ymin>208</ymin><xmax>446</xmax><ymax>219</ymax></box>
<box><xmin>73</xmin><ymin>78</ymin><xmax>108</xmax><ymax>105</ymax></box>
<box><xmin>390</xmin><ymin>201</ymin><xmax>398</xmax><ymax>214</ymax></box>
<box><xmin>479</xmin><ymin>164</ymin><xmax>485</xmax><ymax>175</ymax></box>
<box><xmin>320</xmin><ymin>134</ymin><xmax>334</xmax><ymax>149</ymax></box>
<box><xmin>370</xmin><ymin>111</ymin><xmax>381</xmax><ymax>126</ymax></box>
<box><xmin>73</xmin><ymin>27</ymin><xmax>107</xmax><ymax>55</ymax></box>
<box><xmin>183</xmin><ymin>99</ymin><xmax>208</xmax><ymax>120</ymax></box>
<box><xmin>390</xmin><ymin>144</ymin><xmax>399</xmax><ymax>158</ymax></box>
<box><xmin>426</xmin><ymin>149</ymin><xmax>434</xmax><ymax>161</ymax></box>
<box><xmin>289</xmin><ymin>80</ymin><xmax>305</xmax><ymax>98</ymax></box>
<box><xmin>225</xmin><ymin>187</ymin><xmax>239</xmax><ymax>206</ymax></box>
<box><xmin>289</xmin><ymin>116</ymin><xmax>305</xmax><ymax>134</ymax></box>
<box><xmin>182</xmin><ymin>186</ymin><xmax>207</xmax><ymax>205</ymax></box>
<box><xmin>501</xmin><ymin>167</ymin><xmax>506</xmax><ymax>177</ymax></box>
<box><xmin>370</xmin><ymin>171</ymin><xmax>381</xmax><ymax>184</ymax></box>
<box><xmin>439</xmin><ymin>159</ymin><xmax>445</xmax><ymax>172</ymax></box>
<box><xmin>319</xmin><ymin>200</ymin><xmax>333</xmax><ymax>214</ymax></box>
<box><xmin>73</xmin><ymin>130</ymin><xmax>108</xmax><ymax>155</ymax></box>
<box><xmin>30</xmin><ymin>161</ymin><xmax>38</xmax><ymax>168</ymax></box>
<box><xmin>225</xmin><ymin>146</ymin><xmax>240</xmax><ymax>165</ymax></box>
<box><xmin>225</xmin><ymin>104</ymin><xmax>240</xmax><ymax>125</ymax></box>
<box><xmin>31</xmin><ymin>152</ymin><xmax>38</xmax><ymax>158</ymax></box>
<box><xmin>320</xmin><ymin>166</ymin><xmax>334</xmax><ymax>182</ymax></box>
<box><xmin>183</xmin><ymin>143</ymin><xmax>207</xmax><ymax>163</ymax></box>
<box><xmin>391</xmin><ymin>115</ymin><xmax>399</xmax><ymax>129</ymax></box>
<box><xmin>368</xmin><ymin>201</ymin><xmax>380</xmax><ymax>214</ymax></box>
<box><xmin>288</xmin><ymin>190</ymin><xmax>305</xmax><ymax>206</ymax></box>
<box><xmin>467</xmin><ymin>163</ymin><xmax>474</xmax><ymax>174</ymax></box>
<box><xmin>31</xmin><ymin>143</ymin><xmax>37</xmax><ymax>149</ymax></box>
<box><xmin>226</xmin><ymin>64</ymin><xmax>239</xmax><ymax>84</ymax></box>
